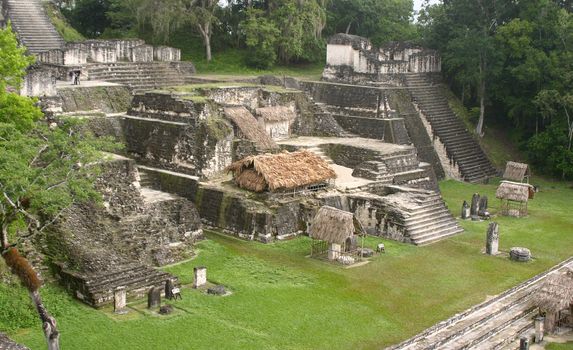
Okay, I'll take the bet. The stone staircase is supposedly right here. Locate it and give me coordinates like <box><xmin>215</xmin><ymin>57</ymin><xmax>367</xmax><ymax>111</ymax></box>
<box><xmin>57</xmin><ymin>263</ymin><xmax>176</xmax><ymax>308</ymax></box>
<box><xmin>3</xmin><ymin>0</ymin><xmax>65</xmax><ymax>54</ymax></box>
<box><xmin>404</xmin><ymin>74</ymin><xmax>497</xmax><ymax>183</ymax></box>
<box><xmin>401</xmin><ymin>191</ymin><xmax>463</xmax><ymax>245</ymax></box>
<box><xmin>86</xmin><ymin>62</ymin><xmax>192</xmax><ymax>91</ymax></box>
<box><xmin>388</xmin><ymin>257</ymin><xmax>573</xmax><ymax>350</ymax></box>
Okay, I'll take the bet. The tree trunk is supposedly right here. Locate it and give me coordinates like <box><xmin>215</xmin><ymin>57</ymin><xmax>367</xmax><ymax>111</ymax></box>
<box><xmin>476</xmin><ymin>54</ymin><xmax>486</xmax><ymax>137</ymax></box>
<box><xmin>205</xmin><ymin>36</ymin><xmax>212</xmax><ymax>62</ymax></box>
<box><xmin>345</xmin><ymin>21</ymin><xmax>352</xmax><ymax>34</ymax></box>
<box><xmin>30</xmin><ymin>290</ymin><xmax>60</xmax><ymax>350</ymax></box>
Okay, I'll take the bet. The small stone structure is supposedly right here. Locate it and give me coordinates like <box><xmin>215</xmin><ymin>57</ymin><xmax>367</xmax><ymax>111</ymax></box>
<box><xmin>255</xmin><ymin>106</ymin><xmax>297</xmax><ymax>140</ymax></box>
<box><xmin>485</xmin><ymin>222</ymin><xmax>499</xmax><ymax>255</ymax></box>
<box><xmin>510</xmin><ymin>247</ymin><xmax>531</xmax><ymax>262</ymax></box>
<box><xmin>114</xmin><ymin>286</ymin><xmax>127</xmax><ymax>314</ymax></box>
<box><xmin>147</xmin><ymin>287</ymin><xmax>161</xmax><ymax>309</ymax></box>
<box><xmin>193</xmin><ymin>267</ymin><xmax>207</xmax><ymax>288</ymax></box>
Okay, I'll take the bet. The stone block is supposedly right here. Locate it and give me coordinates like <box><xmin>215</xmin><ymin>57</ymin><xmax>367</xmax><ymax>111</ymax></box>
<box><xmin>130</xmin><ymin>45</ymin><xmax>154</xmax><ymax>62</ymax></box>
<box><xmin>147</xmin><ymin>286</ymin><xmax>161</xmax><ymax>309</ymax></box>
<box><xmin>510</xmin><ymin>247</ymin><xmax>531</xmax><ymax>262</ymax></box>
<box><xmin>193</xmin><ymin>266</ymin><xmax>207</xmax><ymax>288</ymax></box>
<box><xmin>114</xmin><ymin>286</ymin><xmax>127</xmax><ymax>314</ymax></box>
<box><xmin>328</xmin><ymin>243</ymin><xmax>341</xmax><ymax>261</ymax></box>
<box><xmin>207</xmin><ymin>285</ymin><xmax>226</xmax><ymax>295</ymax></box>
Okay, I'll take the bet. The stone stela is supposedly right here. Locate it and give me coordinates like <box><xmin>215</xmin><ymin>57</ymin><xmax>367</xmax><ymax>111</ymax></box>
<box><xmin>486</xmin><ymin>222</ymin><xmax>499</xmax><ymax>255</ymax></box>
<box><xmin>113</xmin><ymin>286</ymin><xmax>127</xmax><ymax>314</ymax></box>
<box><xmin>148</xmin><ymin>287</ymin><xmax>162</xmax><ymax>309</ymax></box>
<box><xmin>193</xmin><ymin>267</ymin><xmax>207</xmax><ymax>289</ymax></box>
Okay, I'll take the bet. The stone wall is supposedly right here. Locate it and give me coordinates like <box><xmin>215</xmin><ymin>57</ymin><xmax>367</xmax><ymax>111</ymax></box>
<box><xmin>21</xmin><ymin>66</ymin><xmax>57</xmax><ymax>97</ymax></box>
<box><xmin>140</xmin><ymin>167</ymin><xmax>302</xmax><ymax>242</ymax></box>
<box><xmin>154</xmin><ymin>46</ymin><xmax>181</xmax><ymax>61</ymax></box>
<box><xmin>57</xmin><ymin>85</ymin><xmax>133</xmax><ymax>113</ymax></box>
<box><xmin>323</xmin><ymin>34</ymin><xmax>441</xmax><ymax>84</ymax></box>
<box><xmin>36</xmin><ymin>39</ymin><xmax>181</xmax><ymax>65</ymax></box>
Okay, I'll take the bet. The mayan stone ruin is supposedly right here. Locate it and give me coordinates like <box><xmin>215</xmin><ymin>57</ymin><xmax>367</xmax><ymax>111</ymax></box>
<box><xmin>2</xmin><ymin>0</ymin><xmax>572</xmax><ymax>349</ymax></box>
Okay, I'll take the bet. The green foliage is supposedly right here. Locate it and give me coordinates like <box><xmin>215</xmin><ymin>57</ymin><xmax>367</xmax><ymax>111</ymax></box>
<box><xmin>45</xmin><ymin>2</ymin><xmax>85</xmax><ymax>42</ymax></box>
<box><xmin>243</xmin><ymin>9</ymin><xmax>280</xmax><ymax>69</ymax></box>
<box><xmin>62</xmin><ymin>0</ymin><xmax>111</xmax><ymax>38</ymax></box>
<box><xmin>0</xmin><ymin>26</ymin><xmax>34</xmax><ymax>92</ymax></box>
<box><xmin>326</xmin><ymin>0</ymin><xmax>418</xmax><ymax>45</ymax></box>
<box><xmin>420</xmin><ymin>0</ymin><xmax>573</xmax><ymax>177</ymax></box>
<box><xmin>0</xmin><ymin>93</ymin><xmax>43</xmax><ymax>132</ymax></box>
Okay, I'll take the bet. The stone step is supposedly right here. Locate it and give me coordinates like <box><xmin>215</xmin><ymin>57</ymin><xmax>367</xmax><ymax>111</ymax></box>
<box><xmin>408</xmin><ymin>218</ymin><xmax>461</xmax><ymax>237</ymax></box>
<box><xmin>411</xmin><ymin>226</ymin><xmax>464</xmax><ymax>245</ymax></box>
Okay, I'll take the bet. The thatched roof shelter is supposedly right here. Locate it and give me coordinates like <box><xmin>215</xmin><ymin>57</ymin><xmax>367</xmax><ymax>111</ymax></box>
<box><xmin>227</xmin><ymin>150</ymin><xmax>336</xmax><ymax>192</ymax></box>
<box><xmin>503</xmin><ymin>161</ymin><xmax>531</xmax><ymax>182</ymax></box>
<box><xmin>532</xmin><ymin>268</ymin><xmax>573</xmax><ymax>313</ymax></box>
<box><xmin>495</xmin><ymin>181</ymin><xmax>534</xmax><ymax>202</ymax></box>
<box><xmin>255</xmin><ymin>106</ymin><xmax>297</xmax><ymax>122</ymax></box>
<box><xmin>308</xmin><ymin>206</ymin><xmax>358</xmax><ymax>244</ymax></box>
<box><xmin>223</xmin><ymin>106</ymin><xmax>278</xmax><ymax>150</ymax></box>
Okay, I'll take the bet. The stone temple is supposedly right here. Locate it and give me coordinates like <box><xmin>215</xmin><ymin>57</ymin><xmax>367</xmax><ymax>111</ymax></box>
<box><xmin>1</xmin><ymin>0</ymin><xmax>499</xmax><ymax>309</ymax></box>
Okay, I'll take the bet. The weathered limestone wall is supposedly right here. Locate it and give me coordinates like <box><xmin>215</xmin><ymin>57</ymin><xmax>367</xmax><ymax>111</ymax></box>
<box><xmin>323</xmin><ymin>34</ymin><xmax>441</xmax><ymax>84</ymax></box>
<box><xmin>21</xmin><ymin>66</ymin><xmax>57</xmax><ymax>97</ymax></box>
<box><xmin>130</xmin><ymin>44</ymin><xmax>154</xmax><ymax>62</ymax></box>
<box><xmin>36</xmin><ymin>39</ymin><xmax>180</xmax><ymax>65</ymax></box>
<box><xmin>154</xmin><ymin>46</ymin><xmax>181</xmax><ymax>61</ymax></box>
<box><xmin>348</xmin><ymin>194</ymin><xmax>408</xmax><ymax>240</ymax></box>
<box><xmin>140</xmin><ymin>167</ymin><xmax>302</xmax><ymax>242</ymax></box>
<box><xmin>57</xmin><ymin>85</ymin><xmax>133</xmax><ymax>113</ymax></box>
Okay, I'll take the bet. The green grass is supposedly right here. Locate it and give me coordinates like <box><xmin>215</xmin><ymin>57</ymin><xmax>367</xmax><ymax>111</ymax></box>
<box><xmin>4</xmin><ymin>178</ymin><xmax>573</xmax><ymax>349</ymax></box>
<box><xmin>44</xmin><ymin>3</ymin><xmax>85</xmax><ymax>42</ymax></box>
<box><xmin>547</xmin><ymin>342</ymin><xmax>573</xmax><ymax>350</ymax></box>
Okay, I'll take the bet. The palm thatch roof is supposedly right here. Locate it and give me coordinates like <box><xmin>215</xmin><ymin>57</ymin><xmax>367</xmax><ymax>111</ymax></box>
<box><xmin>255</xmin><ymin>106</ymin><xmax>297</xmax><ymax>122</ymax></box>
<box><xmin>503</xmin><ymin>161</ymin><xmax>530</xmax><ymax>182</ymax></box>
<box><xmin>227</xmin><ymin>150</ymin><xmax>336</xmax><ymax>192</ymax></box>
<box><xmin>532</xmin><ymin>268</ymin><xmax>573</xmax><ymax>313</ymax></box>
<box><xmin>496</xmin><ymin>181</ymin><xmax>534</xmax><ymax>202</ymax></box>
<box><xmin>308</xmin><ymin>206</ymin><xmax>355</xmax><ymax>244</ymax></box>
<box><xmin>223</xmin><ymin>106</ymin><xmax>278</xmax><ymax>150</ymax></box>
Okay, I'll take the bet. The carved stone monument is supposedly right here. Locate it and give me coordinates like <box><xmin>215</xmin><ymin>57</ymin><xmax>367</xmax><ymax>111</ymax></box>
<box><xmin>478</xmin><ymin>195</ymin><xmax>490</xmax><ymax>218</ymax></box>
<box><xmin>114</xmin><ymin>286</ymin><xmax>127</xmax><ymax>314</ymax></box>
<box><xmin>147</xmin><ymin>287</ymin><xmax>161</xmax><ymax>309</ymax></box>
<box><xmin>510</xmin><ymin>247</ymin><xmax>531</xmax><ymax>262</ymax></box>
<box><xmin>165</xmin><ymin>279</ymin><xmax>175</xmax><ymax>300</ymax></box>
<box><xmin>193</xmin><ymin>266</ymin><xmax>207</xmax><ymax>289</ymax></box>
<box><xmin>486</xmin><ymin>222</ymin><xmax>499</xmax><ymax>255</ymax></box>
<box><xmin>461</xmin><ymin>201</ymin><xmax>470</xmax><ymax>219</ymax></box>
<box><xmin>470</xmin><ymin>193</ymin><xmax>480</xmax><ymax>220</ymax></box>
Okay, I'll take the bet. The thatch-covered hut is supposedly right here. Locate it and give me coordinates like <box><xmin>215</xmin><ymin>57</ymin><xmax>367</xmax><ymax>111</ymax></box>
<box><xmin>223</xmin><ymin>106</ymin><xmax>278</xmax><ymax>150</ymax></box>
<box><xmin>495</xmin><ymin>181</ymin><xmax>534</xmax><ymax>217</ymax></box>
<box><xmin>532</xmin><ymin>268</ymin><xmax>573</xmax><ymax>333</ymax></box>
<box><xmin>255</xmin><ymin>106</ymin><xmax>297</xmax><ymax>140</ymax></box>
<box><xmin>503</xmin><ymin>161</ymin><xmax>531</xmax><ymax>183</ymax></box>
<box><xmin>227</xmin><ymin>150</ymin><xmax>336</xmax><ymax>193</ymax></box>
<box><xmin>308</xmin><ymin>206</ymin><xmax>365</xmax><ymax>261</ymax></box>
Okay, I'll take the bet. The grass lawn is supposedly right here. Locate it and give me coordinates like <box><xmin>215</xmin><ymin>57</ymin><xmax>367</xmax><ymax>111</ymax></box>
<box><xmin>547</xmin><ymin>343</ymin><xmax>573</xmax><ymax>349</ymax></box>
<box><xmin>4</xmin><ymin>178</ymin><xmax>573</xmax><ymax>349</ymax></box>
